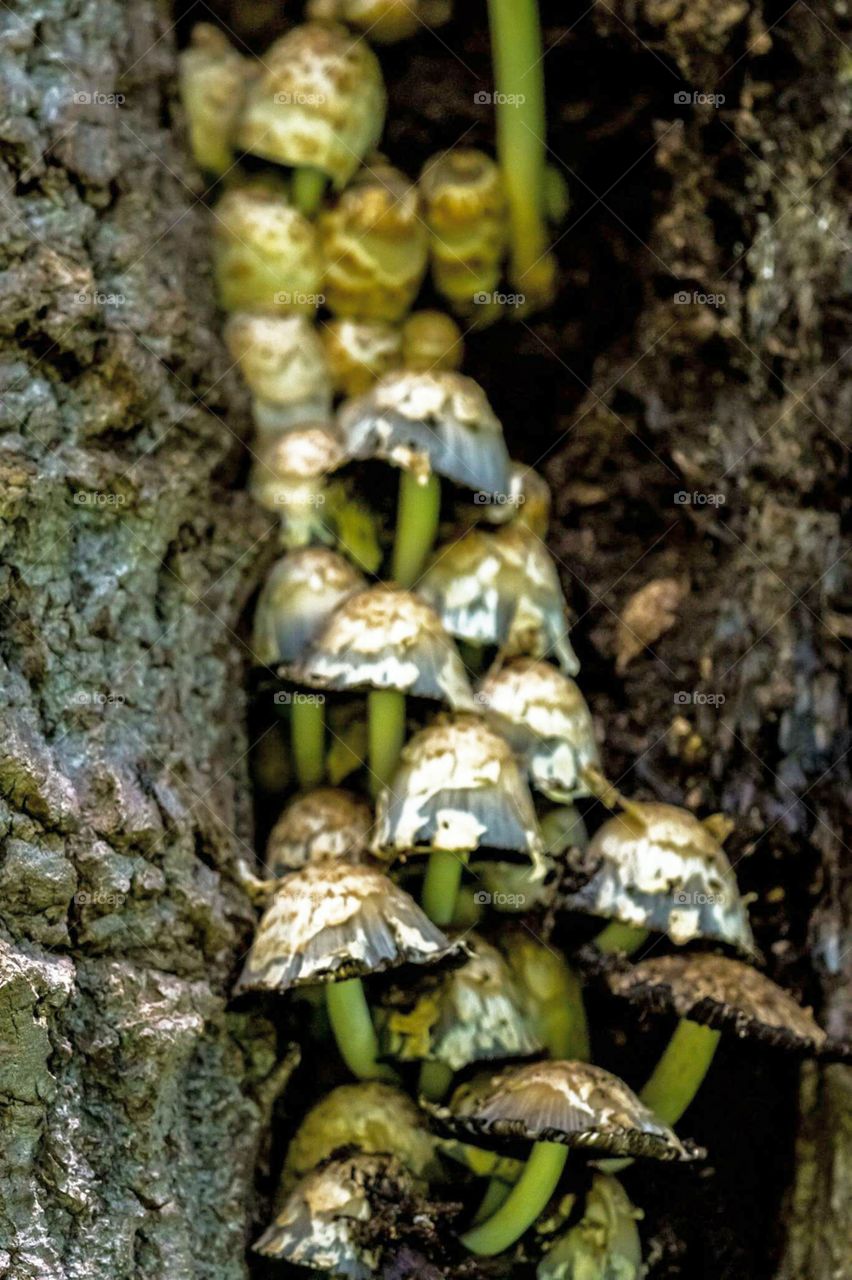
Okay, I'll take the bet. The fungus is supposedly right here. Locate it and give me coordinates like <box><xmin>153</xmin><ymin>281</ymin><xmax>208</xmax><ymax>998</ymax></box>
<box><xmin>372</xmin><ymin>712</ymin><xmax>543</xmax><ymax>925</ymax></box>
<box><xmin>179</xmin><ymin>24</ymin><xmax>255</xmax><ymax>177</ymax></box>
<box><xmin>465</xmin><ymin>462</ymin><xmax>552</xmax><ymax>539</ymax></box>
<box><xmin>323</xmin><ymin>317</ymin><xmax>403</xmax><ymax>397</ymax></box>
<box><xmin>265</xmin><ymin>786</ymin><xmax>373</xmax><ymax>875</ymax></box>
<box><xmin>499</xmin><ymin>925</ymin><xmax>589</xmax><ymax>1063</ymax></box>
<box><xmin>249</xmin><ymin>422</ymin><xmax>346</xmax><ymax>548</ymax></box>
<box><xmin>213</xmin><ymin>183</ymin><xmax>322</xmax><ymax>313</ymax></box>
<box><xmin>224</xmin><ymin>312</ymin><xmax>332</xmax><ymax>434</ymax></box>
<box><xmin>537</xmin><ymin>1172</ymin><xmax>644</xmax><ymax>1280</ymax></box>
<box><xmin>238</xmin><ymin>22</ymin><xmax>386</xmax><ymax>213</ymax></box>
<box><xmin>401</xmin><ymin>310</ymin><xmax>464</xmax><ymax>373</ymax></box>
<box><xmin>339</xmin><ymin>370</ymin><xmax>511</xmax><ymax>586</ymax></box>
<box><xmin>307</xmin><ymin>0</ymin><xmax>452</xmax><ymax>44</ymax></box>
<box><xmin>252</xmin><ymin>547</ymin><xmax>366</xmax><ymax>668</ymax></box>
<box><xmin>319</xmin><ymin>159</ymin><xmax>429</xmax><ymax>322</ymax></box>
<box><xmin>235</xmin><ymin>860</ymin><xmax>466</xmax><ymax>1079</ymax></box>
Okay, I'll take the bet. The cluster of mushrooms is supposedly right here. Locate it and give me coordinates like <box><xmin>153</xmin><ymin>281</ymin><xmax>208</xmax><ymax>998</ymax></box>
<box><xmin>180</xmin><ymin>6</ymin><xmax>848</xmax><ymax>1277</ymax></box>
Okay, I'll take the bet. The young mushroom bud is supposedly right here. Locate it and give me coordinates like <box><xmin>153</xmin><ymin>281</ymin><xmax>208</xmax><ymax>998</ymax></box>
<box><xmin>419</xmin><ymin>148</ymin><xmax>508</xmax><ymax>318</ymax></box>
<box><xmin>499</xmin><ymin>925</ymin><xmax>590</xmax><ymax>1062</ymax></box>
<box><xmin>308</xmin><ymin>0</ymin><xmax>453</xmax><ymax>43</ymax></box>
<box><xmin>323</xmin><ymin>317</ymin><xmax>403</xmax><ymax>398</ymax></box>
<box><xmin>179</xmin><ymin>24</ymin><xmax>256</xmax><ymax>177</ymax></box>
<box><xmin>457</xmin><ymin>462</ymin><xmax>551</xmax><ymax>538</ymax></box>
<box><xmin>537</xmin><ymin>1173</ymin><xmax>644</xmax><ymax>1280</ymax></box>
<box><xmin>213</xmin><ymin>184</ymin><xmax>322</xmax><ymax>313</ymax></box>
<box><xmin>319</xmin><ymin>160</ymin><xmax>429</xmax><ymax>322</ymax></box>
<box><xmin>265</xmin><ymin>787</ymin><xmax>374</xmax><ymax>875</ymax></box>
<box><xmin>252</xmin><ymin>548</ymin><xmax>365</xmax><ymax>668</ymax></box>
<box><xmin>249</xmin><ymin>423</ymin><xmax>346</xmax><ymax>547</ymax></box>
<box><xmin>238</xmin><ymin>22</ymin><xmax>386</xmax><ymax>212</ymax></box>
<box><xmin>401</xmin><ymin>310</ymin><xmax>464</xmax><ymax>373</ymax></box>
<box><xmin>224</xmin><ymin>312</ymin><xmax>332</xmax><ymax>434</ymax></box>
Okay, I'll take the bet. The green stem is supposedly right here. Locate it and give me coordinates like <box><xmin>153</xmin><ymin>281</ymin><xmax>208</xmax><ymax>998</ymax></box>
<box><xmin>640</xmin><ymin>1018</ymin><xmax>721</xmax><ymax>1126</ymax></box>
<box><xmin>473</xmin><ymin>1177</ymin><xmax>512</xmax><ymax>1224</ymax></box>
<box><xmin>422</xmin><ymin>849</ymin><xmax>466</xmax><ymax>926</ymax></box>
<box><xmin>392</xmin><ymin>470</ymin><xmax>441</xmax><ymax>588</ymax></box>
<box><xmin>291</xmin><ymin>165</ymin><xmax>327</xmax><ymax>215</ymax></box>
<box><xmin>367</xmin><ymin>688</ymin><xmax>406</xmax><ymax>799</ymax></box>
<box><xmin>418</xmin><ymin>1059</ymin><xmax>454</xmax><ymax>1101</ymax></box>
<box><xmin>556</xmin><ymin>963</ymin><xmax>591</xmax><ymax>1061</ymax></box>
<box><xmin>462</xmin><ymin>1141</ymin><xmax>568</xmax><ymax>1256</ymax></box>
<box><xmin>486</xmin><ymin>0</ymin><xmax>551</xmax><ymax>300</ymax></box>
<box><xmin>291</xmin><ymin>696</ymin><xmax>325</xmax><ymax>788</ymax></box>
<box><xmin>325</xmin><ymin>978</ymin><xmax>397</xmax><ymax>1082</ymax></box>
<box><xmin>594</xmin><ymin>921</ymin><xmax>650</xmax><ymax>955</ymax></box>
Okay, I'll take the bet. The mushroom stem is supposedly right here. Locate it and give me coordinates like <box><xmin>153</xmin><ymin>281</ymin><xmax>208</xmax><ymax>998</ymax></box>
<box><xmin>422</xmin><ymin>849</ymin><xmax>466</xmax><ymax>926</ymax></box>
<box><xmin>639</xmin><ymin>1018</ymin><xmax>721</xmax><ymax>1125</ymax></box>
<box><xmin>418</xmin><ymin>1059</ymin><xmax>454</xmax><ymax>1101</ymax></box>
<box><xmin>594</xmin><ymin>922</ymin><xmax>650</xmax><ymax>955</ymax></box>
<box><xmin>473</xmin><ymin>1177</ymin><xmax>512</xmax><ymax>1223</ymax></box>
<box><xmin>292</xmin><ymin>165</ymin><xmax>327</xmax><ymax>215</ymax></box>
<box><xmin>462</xmin><ymin>1140</ymin><xmax>568</xmax><ymax>1256</ymax></box>
<box><xmin>392</xmin><ymin>470</ymin><xmax>441</xmax><ymax>588</ymax></box>
<box><xmin>291</xmin><ymin>696</ymin><xmax>326</xmax><ymax>788</ymax></box>
<box><xmin>367</xmin><ymin>688</ymin><xmax>406</xmax><ymax>798</ymax></box>
<box><xmin>552</xmin><ymin>962</ymin><xmax>591</xmax><ymax>1061</ymax></box>
<box><xmin>485</xmin><ymin>0</ymin><xmax>552</xmax><ymax>305</ymax></box>
<box><xmin>325</xmin><ymin>978</ymin><xmax>398</xmax><ymax>1083</ymax></box>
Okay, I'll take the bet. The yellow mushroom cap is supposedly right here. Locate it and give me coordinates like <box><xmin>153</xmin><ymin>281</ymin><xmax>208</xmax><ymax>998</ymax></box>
<box><xmin>322</xmin><ymin>317</ymin><xmax>403</xmax><ymax>397</ymax></box>
<box><xmin>213</xmin><ymin>185</ymin><xmax>322</xmax><ymax>314</ymax></box>
<box><xmin>308</xmin><ymin>0</ymin><xmax>452</xmax><ymax>43</ymax></box>
<box><xmin>224</xmin><ymin>312</ymin><xmax>331</xmax><ymax>422</ymax></box>
<box><xmin>401</xmin><ymin>310</ymin><xmax>464</xmax><ymax>374</ymax></box>
<box><xmin>265</xmin><ymin>787</ymin><xmax>374</xmax><ymax>874</ymax></box>
<box><xmin>419</xmin><ymin>148</ymin><xmax>508</xmax><ymax>312</ymax></box>
<box><xmin>179</xmin><ymin>24</ymin><xmax>255</xmax><ymax>176</ymax></box>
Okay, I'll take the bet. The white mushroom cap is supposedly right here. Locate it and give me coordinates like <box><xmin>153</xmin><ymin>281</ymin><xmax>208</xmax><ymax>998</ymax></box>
<box><xmin>252</xmin><ymin>548</ymin><xmax>366</xmax><ymax>667</ymax></box>
<box><xmin>373</xmin><ymin>712</ymin><xmax>543</xmax><ymax>860</ymax></box>
<box><xmin>338</xmin><ymin>370</ymin><xmax>511</xmax><ymax>493</ymax></box>
<box><xmin>476</xmin><ymin>658</ymin><xmax>599</xmax><ymax>801</ymax></box>
<box><xmin>224</xmin><ymin>313</ymin><xmax>331</xmax><ymax>424</ymax></box>
<box><xmin>265</xmin><ymin>787</ymin><xmax>374</xmax><ymax>875</ymax></box>
<box><xmin>287</xmin><ymin>585</ymin><xmax>475</xmax><ymax>708</ymax></box>
<box><xmin>249</xmin><ymin>423</ymin><xmax>346</xmax><ymax>519</ymax></box>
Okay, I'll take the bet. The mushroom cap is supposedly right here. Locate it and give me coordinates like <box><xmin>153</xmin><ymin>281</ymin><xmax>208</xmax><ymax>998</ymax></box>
<box><xmin>265</xmin><ymin>787</ymin><xmax>374</xmax><ymax>875</ymax></box>
<box><xmin>235</xmin><ymin>860</ymin><xmax>465</xmax><ymax>992</ymax></box>
<box><xmin>283</xmin><ymin>1081</ymin><xmax>440</xmax><ymax>1188</ymax></box>
<box><xmin>238</xmin><ymin>23</ymin><xmax>386</xmax><ymax>188</ymax></box>
<box><xmin>419</xmin><ymin>148</ymin><xmax>507</xmax><ymax>306</ymax></box>
<box><xmin>224</xmin><ymin>312</ymin><xmax>331</xmax><ymax>412</ymax></box>
<box><xmin>372</xmin><ymin>713</ymin><xmax>544</xmax><ymax>860</ymax></box>
<box><xmin>419</xmin><ymin>525</ymin><xmax>579</xmax><ymax>675</ymax></box>
<box><xmin>213</xmin><ymin>185</ymin><xmax>322</xmax><ymax>313</ymax></box>
<box><xmin>476</xmin><ymin>658</ymin><xmax>599</xmax><ymax>802</ymax></box>
<box><xmin>378</xmin><ymin>934</ymin><xmax>544</xmax><ymax>1071</ymax></box>
<box><xmin>401</xmin><ymin>310</ymin><xmax>464</xmax><ymax>374</ymax></box>
<box><xmin>565</xmin><ymin>801</ymin><xmax>755</xmax><ymax>953</ymax></box>
<box><xmin>249</xmin><ymin>423</ymin><xmax>346</xmax><ymax>514</ymax></box>
<box><xmin>473</xmin><ymin>463</ymin><xmax>552</xmax><ymax>538</ymax></box>
<box><xmin>604</xmin><ymin>953</ymin><xmax>830</xmax><ymax>1055</ymax></box>
<box><xmin>255</xmin><ymin>1152</ymin><xmax>410</xmax><ymax>1276</ymax></box>
<box><xmin>285</xmin><ymin>585</ymin><xmax>475</xmax><ymax>707</ymax></box>
<box><xmin>431</xmin><ymin>1060</ymin><xmax>700</xmax><ymax>1160</ymax></box>
<box><xmin>499</xmin><ymin>927</ymin><xmax>586</xmax><ymax>1053</ymax></box>
<box><xmin>537</xmin><ymin>1173</ymin><xmax>644</xmax><ymax>1280</ymax></box>
<box><xmin>179</xmin><ymin>24</ymin><xmax>254</xmax><ymax>176</ymax></box>
<box><xmin>252</xmin><ymin>548</ymin><xmax>366</xmax><ymax>667</ymax></box>
<box><xmin>323</xmin><ymin>317</ymin><xmax>403</xmax><ymax>398</ymax></box>
<box><xmin>338</xmin><ymin>370</ymin><xmax>511</xmax><ymax>493</ymax></box>
<box><xmin>309</xmin><ymin>0</ymin><xmax>452</xmax><ymax>43</ymax></box>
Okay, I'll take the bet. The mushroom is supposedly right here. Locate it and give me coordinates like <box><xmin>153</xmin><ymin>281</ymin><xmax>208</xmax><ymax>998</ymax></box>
<box><xmin>498</xmin><ymin>925</ymin><xmax>590</xmax><ymax>1062</ymax></box>
<box><xmin>255</xmin><ymin>1152</ymin><xmax>411</xmax><ymax>1277</ymax></box>
<box><xmin>235</xmin><ymin>860</ymin><xmax>466</xmax><ymax>1080</ymax></box>
<box><xmin>319</xmin><ymin>159</ymin><xmax>429</xmax><ymax>322</ymax></box>
<box><xmin>456</xmin><ymin>461</ymin><xmax>551</xmax><ymax>538</ymax></box>
<box><xmin>223</xmin><ymin>312</ymin><xmax>332</xmax><ymax>435</ymax></box>
<box><xmin>323</xmin><ymin>317</ymin><xmax>404</xmax><ymax>397</ymax></box>
<box><xmin>213</xmin><ymin>183</ymin><xmax>322</xmax><ymax>313</ymax></box>
<box><xmin>283</xmin><ymin>1081</ymin><xmax>440</xmax><ymax>1188</ymax></box>
<box><xmin>429</xmin><ymin>1060</ymin><xmax>699</xmax><ymax>1255</ymax></box>
<box><xmin>563</xmin><ymin>797</ymin><xmax>755</xmax><ymax>957</ymax></box>
<box><xmin>238</xmin><ymin>22</ymin><xmax>386</xmax><ymax>213</ymax></box>
<box><xmin>265</xmin><ymin>787</ymin><xmax>373</xmax><ymax>875</ymax></box>
<box><xmin>252</xmin><ymin>547</ymin><xmax>366</xmax><ymax>668</ymax></box>
<box><xmin>338</xmin><ymin>369</ymin><xmax>511</xmax><ymax>586</ymax></box>
<box><xmin>283</xmin><ymin>585</ymin><xmax>476</xmax><ymax>795</ymax></box>
<box><xmin>419</xmin><ymin>523</ymin><xmax>579</xmax><ymax>675</ymax></box>
<box><xmin>401</xmin><ymin>310</ymin><xmax>464</xmax><ymax>374</ymax></box>
<box><xmin>377</xmin><ymin>933</ymin><xmax>543</xmax><ymax>1100</ymax></box>
<box><xmin>419</xmin><ymin>148</ymin><xmax>508</xmax><ymax>319</ymax></box>
<box><xmin>178</xmin><ymin>24</ymin><xmax>255</xmax><ymax>177</ymax></box>
<box><xmin>536</xmin><ymin>1172</ymin><xmax>644</xmax><ymax>1280</ymax></box>
<box><xmin>372</xmin><ymin>712</ymin><xmax>544</xmax><ymax>926</ymax></box>
<box><xmin>307</xmin><ymin>0</ymin><xmax>453</xmax><ymax>44</ymax></box>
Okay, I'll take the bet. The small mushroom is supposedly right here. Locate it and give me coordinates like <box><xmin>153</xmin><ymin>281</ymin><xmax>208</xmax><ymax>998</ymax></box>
<box><xmin>308</xmin><ymin>0</ymin><xmax>453</xmax><ymax>43</ymax></box>
<box><xmin>338</xmin><ymin>369</ymin><xmax>511</xmax><ymax>586</ymax></box>
<box><xmin>476</xmin><ymin>658</ymin><xmax>599</xmax><ymax>803</ymax></box>
<box><xmin>373</xmin><ymin>712</ymin><xmax>544</xmax><ymax>926</ymax></box>
<box><xmin>419</xmin><ymin>524</ymin><xmax>579</xmax><ymax>675</ymax></box>
<box><xmin>419</xmin><ymin>148</ymin><xmax>508</xmax><ymax>319</ymax></box>
<box><xmin>238</xmin><ymin>22</ymin><xmax>386</xmax><ymax>212</ymax></box>
<box><xmin>378</xmin><ymin>934</ymin><xmax>543</xmax><ymax>1099</ymax></box>
<box><xmin>250</xmin><ymin>422</ymin><xmax>346</xmax><ymax>546</ymax></box>
<box><xmin>235</xmin><ymin>860</ymin><xmax>466</xmax><ymax>1080</ymax></box>
<box><xmin>265</xmin><ymin>787</ymin><xmax>373</xmax><ymax>875</ymax></box>
<box><xmin>536</xmin><ymin>1173</ymin><xmax>644</xmax><ymax>1280</ymax></box>
<box><xmin>323</xmin><ymin>317</ymin><xmax>404</xmax><ymax>397</ymax></box>
<box><xmin>213</xmin><ymin>183</ymin><xmax>322</xmax><ymax>313</ymax></box>
<box><xmin>401</xmin><ymin>310</ymin><xmax>464</xmax><ymax>374</ymax></box>
<box><xmin>564</xmin><ymin>799</ymin><xmax>755</xmax><ymax>957</ymax></box>
<box><xmin>255</xmin><ymin>1152</ymin><xmax>411</xmax><ymax>1277</ymax></box>
<box><xmin>179</xmin><ymin>24</ymin><xmax>255</xmax><ymax>177</ymax></box>
<box><xmin>252</xmin><ymin>547</ymin><xmax>366</xmax><ymax>668</ymax></box>
<box><xmin>457</xmin><ymin>462</ymin><xmax>551</xmax><ymax>538</ymax></box>
<box><xmin>319</xmin><ymin>160</ymin><xmax>429</xmax><ymax>322</ymax></box>
<box><xmin>430</xmin><ymin>1060</ymin><xmax>699</xmax><ymax>1255</ymax></box>
<box><xmin>498</xmin><ymin>925</ymin><xmax>590</xmax><ymax>1062</ymax></box>
<box><xmin>224</xmin><ymin>312</ymin><xmax>332</xmax><ymax>435</ymax></box>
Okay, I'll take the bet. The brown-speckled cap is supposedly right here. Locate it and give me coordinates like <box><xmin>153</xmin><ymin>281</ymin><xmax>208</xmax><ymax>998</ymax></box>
<box><xmin>338</xmin><ymin>370</ymin><xmax>511</xmax><ymax>494</ymax></box>
<box><xmin>430</xmin><ymin>1060</ymin><xmax>701</xmax><ymax>1160</ymax></box>
<box><xmin>235</xmin><ymin>860</ymin><xmax>465</xmax><ymax>992</ymax></box>
<box><xmin>564</xmin><ymin>801</ymin><xmax>755</xmax><ymax>954</ymax></box>
<box><xmin>283</xmin><ymin>585</ymin><xmax>475</xmax><ymax>708</ymax></box>
<box><xmin>372</xmin><ymin>713</ymin><xmax>544</xmax><ymax>862</ymax></box>
<box><xmin>476</xmin><ymin>658</ymin><xmax>599</xmax><ymax>802</ymax></box>
<box><xmin>252</xmin><ymin>548</ymin><xmax>365</xmax><ymax>667</ymax></box>
<box><xmin>419</xmin><ymin>525</ymin><xmax>579</xmax><ymax>674</ymax></box>
<box><xmin>250</xmin><ymin>423</ymin><xmax>346</xmax><ymax>512</ymax></box>
<box><xmin>265</xmin><ymin>787</ymin><xmax>374</xmax><ymax>875</ymax></box>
